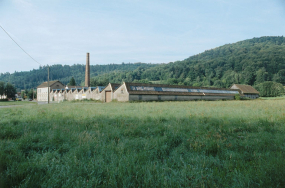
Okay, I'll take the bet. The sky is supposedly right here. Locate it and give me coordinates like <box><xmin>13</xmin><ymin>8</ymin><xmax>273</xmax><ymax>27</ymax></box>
<box><xmin>0</xmin><ymin>0</ymin><xmax>285</xmax><ymax>73</ymax></box>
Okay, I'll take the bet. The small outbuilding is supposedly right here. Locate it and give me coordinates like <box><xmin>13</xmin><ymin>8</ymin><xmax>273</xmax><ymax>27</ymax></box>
<box><xmin>37</xmin><ymin>80</ymin><xmax>65</xmax><ymax>101</ymax></box>
<box><xmin>230</xmin><ymin>84</ymin><xmax>259</xmax><ymax>99</ymax></box>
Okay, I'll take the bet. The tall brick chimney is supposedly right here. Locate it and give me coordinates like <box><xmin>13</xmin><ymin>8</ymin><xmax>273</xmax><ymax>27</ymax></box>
<box><xmin>85</xmin><ymin>52</ymin><xmax>90</xmax><ymax>87</ymax></box>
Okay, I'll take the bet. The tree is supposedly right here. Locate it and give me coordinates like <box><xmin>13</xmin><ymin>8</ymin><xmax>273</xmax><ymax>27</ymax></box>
<box><xmin>0</xmin><ymin>81</ymin><xmax>5</xmax><ymax>96</ymax></box>
<box><xmin>4</xmin><ymin>83</ymin><xmax>16</xmax><ymax>98</ymax></box>
<box><xmin>69</xmin><ymin>77</ymin><xmax>76</xmax><ymax>86</ymax></box>
<box><xmin>255</xmin><ymin>68</ymin><xmax>268</xmax><ymax>85</ymax></box>
<box><xmin>21</xmin><ymin>91</ymin><xmax>25</xmax><ymax>99</ymax></box>
<box><xmin>255</xmin><ymin>81</ymin><xmax>284</xmax><ymax>97</ymax></box>
<box><xmin>27</xmin><ymin>89</ymin><xmax>35</xmax><ymax>99</ymax></box>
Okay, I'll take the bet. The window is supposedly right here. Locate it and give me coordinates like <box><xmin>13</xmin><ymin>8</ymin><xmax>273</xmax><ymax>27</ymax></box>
<box><xmin>121</xmin><ymin>89</ymin><xmax>124</xmax><ymax>94</ymax></box>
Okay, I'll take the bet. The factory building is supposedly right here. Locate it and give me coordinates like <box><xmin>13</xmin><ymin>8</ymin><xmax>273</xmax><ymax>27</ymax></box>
<box><xmin>40</xmin><ymin>81</ymin><xmax>261</xmax><ymax>103</ymax></box>
<box><xmin>113</xmin><ymin>82</ymin><xmax>241</xmax><ymax>102</ymax></box>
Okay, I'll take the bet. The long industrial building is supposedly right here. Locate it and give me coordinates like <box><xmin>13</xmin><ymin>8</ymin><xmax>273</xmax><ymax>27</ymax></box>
<box><xmin>37</xmin><ymin>81</ymin><xmax>259</xmax><ymax>102</ymax></box>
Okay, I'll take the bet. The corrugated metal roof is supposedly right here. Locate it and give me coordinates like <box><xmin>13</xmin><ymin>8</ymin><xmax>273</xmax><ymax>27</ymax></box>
<box><xmin>231</xmin><ymin>84</ymin><xmax>259</xmax><ymax>94</ymax></box>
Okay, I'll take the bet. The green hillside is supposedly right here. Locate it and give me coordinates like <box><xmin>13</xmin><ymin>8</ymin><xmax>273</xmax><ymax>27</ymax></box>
<box><xmin>91</xmin><ymin>36</ymin><xmax>285</xmax><ymax>88</ymax></box>
<box><xmin>0</xmin><ymin>63</ymin><xmax>157</xmax><ymax>90</ymax></box>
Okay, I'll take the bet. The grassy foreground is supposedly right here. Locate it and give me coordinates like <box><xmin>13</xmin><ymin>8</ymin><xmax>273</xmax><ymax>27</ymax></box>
<box><xmin>0</xmin><ymin>100</ymin><xmax>285</xmax><ymax>187</ymax></box>
<box><xmin>0</xmin><ymin>101</ymin><xmax>36</xmax><ymax>106</ymax></box>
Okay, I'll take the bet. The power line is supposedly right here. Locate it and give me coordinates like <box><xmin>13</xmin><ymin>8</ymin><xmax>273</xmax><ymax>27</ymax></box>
<box><xmin>0</xmin><ymin>24</ymin><xmax>42</xmax><ymax>66</ymax></box>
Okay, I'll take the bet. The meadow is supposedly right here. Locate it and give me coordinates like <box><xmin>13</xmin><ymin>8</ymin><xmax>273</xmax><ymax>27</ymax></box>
<box><xmin>0</xmin><ymin>99</ymin><xmax>285</xmax><ymax>187</ymax></box>
<box><xmin>0</xmin><ymin>101</ymin><xmax>36</xmax><ymax>106</ymax></box>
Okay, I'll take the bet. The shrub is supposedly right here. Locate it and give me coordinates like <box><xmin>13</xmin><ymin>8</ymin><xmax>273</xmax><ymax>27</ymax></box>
<box><xmin>235</xmin><ymin>94</ymin><xmax>241</xmax><ymax>100</ymax></box>
<box><xmin>255</xmin><ymin>81</ymin><xmax>284</xmax><ymax>97</ymax></box>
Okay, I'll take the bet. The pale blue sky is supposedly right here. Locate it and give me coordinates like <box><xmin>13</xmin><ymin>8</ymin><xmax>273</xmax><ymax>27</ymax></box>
<box><xmin>0</xmin><ymin>0</ymin><xmax>284</xmax><ymax>73</ymax></box>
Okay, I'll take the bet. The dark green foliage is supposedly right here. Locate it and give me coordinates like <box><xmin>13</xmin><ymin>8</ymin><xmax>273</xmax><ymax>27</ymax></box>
<box><xmin>255</xmin><ymin>81</ymin><xmax>284</xmax><ymax>97</ymax></box>
<box><xmin>0</xmin><ymin>81</ymin><xmax>4</xmax><ymax>96</ymax></box>
<box><xmin>68</xmin><ymin>77</ymin><xmax>76</xmax><ymax>86</ymax></box>
<box><xmin>235</xmin><ymin>94</ymin><xmax>240</xmax><ymax>100</ymax></box>
<box><xmin>4</xmin><ymin>83</ymin><xmax>16</xmax><ymax>98</ymax></box>
<box><xmin>27</xmin><ymin>89</ymin><xmax>36</xmax><ymax>99</ymax></box>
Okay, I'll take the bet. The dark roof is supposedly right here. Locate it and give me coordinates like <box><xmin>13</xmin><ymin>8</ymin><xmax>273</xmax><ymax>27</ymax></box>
<box><xmin>66</xmin><ymin>86</ymin><xmax>82</xmax><ymax>89</ymax></box>
<box><xmin>98</xmin><ymin>86</ymin><xmax>106</xmax><ymax>92</ymax></box>
<box><xmin>231</xmin><ymin>84</ymin><xmax>259</xmax><ymax>94</ymax></box>
<box><xmin>37</xmin><ymin>80</ymin><xmax>65</xmax><ymax>88</ymax></box>
<box><xmin>110</xmin><ymin>83</ymin><xmax>121</xmax><ymax>91</ymax></box>
<box><xmin>124</xmin><ymin>82</ymin><xmax>240</xmax><ymax>96</ymax></box>
<box><xmin>101</xmin><ymin>83</ymin><xmax>120</xmax><ymax>92</ymax></box>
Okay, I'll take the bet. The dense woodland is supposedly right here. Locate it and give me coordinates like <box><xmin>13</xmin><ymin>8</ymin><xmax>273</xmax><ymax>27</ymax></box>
<box><xmin>1</xmin><ymin>36</ymin><xmax>285</xmax><ymax>94</ymax></box>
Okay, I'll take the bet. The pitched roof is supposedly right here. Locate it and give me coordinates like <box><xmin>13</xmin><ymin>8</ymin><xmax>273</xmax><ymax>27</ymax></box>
<box><xmin>101</xmin><ymin>83</ymin><xmax>120</xmax><ymax>92</ymax></box>
<box><xmin>110</xmin><ymin>83</ymin><xmax>121</xmax><ymax>91</ymax></box>
<box><xmin>37</xmin><ymin>80</ymin><xmax>65</xmax><ymax>88</ymax></box>
<box><xmin>124</xmin><ymin>82</ymin><xmax>240</xmax><ymax>96</ymax></box>
<box><xmin>98</xmin><ymin>86</ymin><xmax>106</xmax><ymax>92</ymax></box>
<box><xmin>231</xmin><ymin>84</ymin><xmax>259</xmax><ymax>94</ymax></box>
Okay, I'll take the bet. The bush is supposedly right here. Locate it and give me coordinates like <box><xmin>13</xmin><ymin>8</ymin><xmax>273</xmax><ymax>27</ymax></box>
<box><xmin>255</xmin><ymin>81</ymin><xmax>284</xmax><ymax>97</ymax></box>
<box><xmin>235</xmin><ymin>94</ymin><xmax>241</xmax><ymax>100</ymax></box>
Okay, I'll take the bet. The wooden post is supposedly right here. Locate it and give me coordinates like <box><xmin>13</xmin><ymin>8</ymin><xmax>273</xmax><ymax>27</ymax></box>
<box><xmin>48</xmin><ymin>66</ymin><xmax>50</xmax><ymax>104</ymax></box>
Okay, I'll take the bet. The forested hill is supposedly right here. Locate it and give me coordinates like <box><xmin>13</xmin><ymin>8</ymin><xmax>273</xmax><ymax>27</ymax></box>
<box><xmin>91</xmin><ymin>36</ymin><xmax>285</xmax><ymax>88</ymax></box>
<box><xmin>0</xmin><ymin>63</ymin><xmax>158</xmax><ymax>90</ymax></box>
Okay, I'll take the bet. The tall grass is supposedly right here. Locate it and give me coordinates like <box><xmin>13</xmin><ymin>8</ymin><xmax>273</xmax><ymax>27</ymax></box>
<box><xmin>1</xmin><ymin>100</ymin><xmax>285</xmax><ymax>187</ymax></box>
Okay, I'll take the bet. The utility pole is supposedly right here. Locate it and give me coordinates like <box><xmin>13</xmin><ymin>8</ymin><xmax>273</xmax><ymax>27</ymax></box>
<box><xmin>48</xmin><ymin>66</ymin><xmax>50</xmax><ymax>104</ymax></box>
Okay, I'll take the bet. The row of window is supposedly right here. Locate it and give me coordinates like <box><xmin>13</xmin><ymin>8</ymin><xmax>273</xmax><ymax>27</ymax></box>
<box><xmin>130</xmin><ymin>86</ymin><xmax>239</xmax><ymax>94</ymax></box>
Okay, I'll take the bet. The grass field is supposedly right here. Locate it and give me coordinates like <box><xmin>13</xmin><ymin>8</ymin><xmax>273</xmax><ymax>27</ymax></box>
<box><xmin>0</xmin><ymin>101</ymin><xmax>36</xmax><ymax>106</ymax></box>
<box><xmin>1</xmin><ymin>99</ymin><xmax>285</xmax><ymax>187</ymax></box>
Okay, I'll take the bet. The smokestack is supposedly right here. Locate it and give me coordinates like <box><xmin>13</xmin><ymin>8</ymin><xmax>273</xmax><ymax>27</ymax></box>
<box><xmin>85</xmin><ymin>52</ymin><xmax>90</xmax><ymax>87</ymax></box>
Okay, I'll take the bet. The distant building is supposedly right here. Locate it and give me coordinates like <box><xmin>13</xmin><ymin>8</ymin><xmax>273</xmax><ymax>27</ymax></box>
<box><xmin>0</xmin><ymin>94</ymin><xmax>7</xmax><ymax>99</ymax></box>
<box><xmin>230</xmin><ymin>84</ymin><xmax>259</xmax><ymax>99</ymax></box>
<box><xmin>37</xmin><ymin>80</ymin><xmax>65</xmax><ymax>101</ymax></box>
